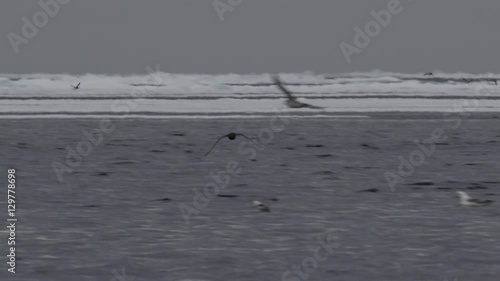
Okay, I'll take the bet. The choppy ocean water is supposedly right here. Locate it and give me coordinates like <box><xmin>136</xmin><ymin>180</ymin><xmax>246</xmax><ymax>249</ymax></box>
<box><xmin>1</xmin><ymin>72</ymin><xmax>499</xmax><ymax>280</ymax></box>
<box><xmin>1</xmin><ymin>115</ymin><xmax>499</xmax><ymax>281</ymax></box>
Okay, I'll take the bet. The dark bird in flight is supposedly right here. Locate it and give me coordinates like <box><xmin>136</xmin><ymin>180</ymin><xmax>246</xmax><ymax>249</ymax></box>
<box><xmin>461</xmin><ymin>78</ymin><xmax>472</xmax><ymax>84</ymax></box>
<box><xmin>423</xmin><ymin>72</ymin><xmax>433</xmax><ymax>76</ymax></box>
<box><xmin>492</xmin><ymin>79</ymin><xmax>498</xmax><ymax>85</ymax></box>
<box><xmin>71</xmin><ymin>82</ymin><xmax>81</xmax><ymax>90</ymax></box>
<box><xmin>272</xmin><ymin>75</ymin><xmax>324</xmax><ymax>109</ymax></box>
<box><xmin>204</xmin><ymin>132</ymin><xmax>259</xmax><ymax>156</ymax></box>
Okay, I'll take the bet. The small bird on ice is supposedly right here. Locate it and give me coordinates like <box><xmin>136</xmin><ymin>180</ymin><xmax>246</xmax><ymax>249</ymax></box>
<box><xmin>204</xmin><ymin>132</ymin><xmax>260</xmax><ymax>156</ymax></box>
<box><xmin>272</xmin><ymin>75</ymin><xmax>324</xmax><ymax>109</ymax></box>
<box><xmin>456</xmin><ymin>191</ymin><xmax>493</xmax><ymax>206</ymax></box>
<box><xmin>71</xmin><ymin>82</ymin><xmax>81</xmax><ymax>90</ymax></box>
<box><xmin>252</xmin><ymin>200</ymin><xmax>270</xmax><ymax>212</ymax></box>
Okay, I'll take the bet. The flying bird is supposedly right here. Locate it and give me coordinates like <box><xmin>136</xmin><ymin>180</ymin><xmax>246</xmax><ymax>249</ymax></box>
<box><xmin>456</xmin><ymin>191</ymin><xmax>493</xmax><ymax>206</ymax></box>
<box><xmin>71</xmin><ymin>82</ymin><xmax>81</xmax><ymax>90</ymax></box>
<box><xmin>423</xmin><ymin>72</ymin><xmax>433</xmax><ymax>76</ymax></box>
<box><xmin>272</xmin><ymin>75</ymin><xmax>324</xmax><ymax>109</ymax></box>
<box><xmin>252</xmin><ymin>200</ymin><xmax>270</xmax><ymax>212</ymax></box>
<box><xmin>204</xmin><ymin>132</ymin><xmax>259</xmax><ymax>156</ymax></box>
<box><xmin>491</xmin><ymin>79</ymin><xmax>498</xmax><ymax>85</ymax></box>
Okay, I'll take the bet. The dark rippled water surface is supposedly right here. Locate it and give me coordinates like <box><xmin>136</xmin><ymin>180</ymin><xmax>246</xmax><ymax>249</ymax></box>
<box><xmin>1</xmin><ymin>115</ymin><xmax>500</xmax><ymax>281</ymax></box>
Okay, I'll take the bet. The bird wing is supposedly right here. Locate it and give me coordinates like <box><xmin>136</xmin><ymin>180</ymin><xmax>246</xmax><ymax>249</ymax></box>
<box><xmin>469</xmin><ymin>198</ymin><xmax>492</xmax><ymax>204</ymax></box>
<box><xmin>235</xmin><ymin>133</ymin><xmax>261</xmax><ymax>147</ymax></box>
<box><xmin>306</xmin><ymin>103</ymin><xmax>325</xmax><ymax>109</ymax></box>
<box><xmin>272</xmin><ymin>75</ymin><xmax>295</xmax><ymax>100</ymax></box>
<box><xmin>204</xmin><ymin>135</ymin><xmax>227</xmax><ymax>156</ymax></box>
<box><xmin>77</xmin><ymin>82</ymin><xmax>81</xmax><ymax>87</ymax></box>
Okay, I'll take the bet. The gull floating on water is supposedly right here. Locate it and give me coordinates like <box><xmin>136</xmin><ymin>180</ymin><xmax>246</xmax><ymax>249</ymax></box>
<box><xmin>204</xmin><ymin>132</ymin><xmax>259</xmax><ymax>156</ymax></box>
<box><xmin>252</xmin><ymin>200</ymin><xmax>270</xmax><ymax>212</ymax></box>
<box><xmin>457</xmin><ymin>191</ymin><xmax>493</xmax><ymax>206</ymax></box>
<box><xmin>272</xmin><ymin>75</ymin><xmax>324</xmax><ymax>109</ymax></box>
<box><xmin>71</xmin><ymin>82</ymin><xmax>81</xmax><ymax>90</ymax></box>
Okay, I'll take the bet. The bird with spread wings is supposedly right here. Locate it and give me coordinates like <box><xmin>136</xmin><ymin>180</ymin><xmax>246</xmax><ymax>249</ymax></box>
<box><xmin>272</xmin><ymin>75</ymin><xmax>324</xmax><ymax>109</ymax></box>
<box><xmin>71</xmin><ymin>82</ymin><xmax>81</xmax><ymax>90</ymax></box>
<box><xmin>204</xmin><ymin>132</ymin><xmax>260</xmax><ymax>156</ymax></box>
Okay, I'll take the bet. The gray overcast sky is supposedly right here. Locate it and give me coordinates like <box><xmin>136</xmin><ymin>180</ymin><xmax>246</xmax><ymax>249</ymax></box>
<box><xmin>1</xmin><ymin>0</ymin><xmax>499</xmax><ymax>74</ymax></box>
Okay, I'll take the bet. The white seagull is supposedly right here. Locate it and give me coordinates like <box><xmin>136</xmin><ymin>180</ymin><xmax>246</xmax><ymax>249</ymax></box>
<box><xmin>272</xmin><ymin>75</ymin><xmax>324</xmax><ymax>109</ymax></box>
<box><xmin>252</xmin><ymin>200</ymin><xmax>271</xmax><ymax>212</ymax></box>
<box><xmin>71</xmin><ymin>82</ymin><xmax>81</xmax><ymax>90</ymax></box>
<box><xmin>456</xmin><ymin>191</ymin><xmax>493</xmax><ymax>206</ymax></box>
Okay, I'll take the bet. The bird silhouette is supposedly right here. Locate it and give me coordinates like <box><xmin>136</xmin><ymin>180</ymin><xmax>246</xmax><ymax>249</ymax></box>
<box><xmin>272</xmin><ymin>75</ymin><xmax>324</xmax><ymax>109</ymax></box>
<box><xmin>457</xmin><ymin>191</ymin><xmax>493</xmax><ymax>206</ymax></box>
<box><xmin>252</xmin><ymin>200</ymin><xmax>271</xmax><ymax>212</ymax></box>
<box><xmin>204</xmin><ymin>132</ymin><xmax>259</xmax><ymax>156</ymax></box>
<box><xmin>71</xmin><ymin>82</ymin><xmax>81</xmax><ymax>90</ymax></box>
<box><xmin>423</xmin><ymin>72</ymin><xmax>433</xmax><ymax>76</ymax></box>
